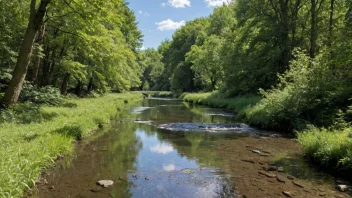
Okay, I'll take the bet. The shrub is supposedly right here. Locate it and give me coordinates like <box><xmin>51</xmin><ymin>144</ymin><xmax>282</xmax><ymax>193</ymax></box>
<box><xmin>19</xmin><ymin>84</ymin><xmax>61</xmax><ymax>106</ymax></box>
<box><xmin>0</xmin><ymin>102</ymin><xmax>58</xmax><ymax>124</ymax></box>
<box><xmin>297</xmin><ymin>126</ymin><xmax>352</xmax><ymax>170</ymax></box>
<box><xmin>246</xmin><ymin>49</ymin><xmax>346</xmax><ymax>130</ymax></box>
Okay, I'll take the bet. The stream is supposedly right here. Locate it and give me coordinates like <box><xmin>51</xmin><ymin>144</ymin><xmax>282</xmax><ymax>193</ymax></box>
<box><xmin>33</xmin><ymin>98</ymin><xmax>350</xmax><ymax>198</ymax></box>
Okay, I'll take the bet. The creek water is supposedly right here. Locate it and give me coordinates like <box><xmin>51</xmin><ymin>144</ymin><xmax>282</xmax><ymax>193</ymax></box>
<box><xmin>35</xmin><ymin>98</ymin><xmax>345</xmax><ymax>198</ymax></box>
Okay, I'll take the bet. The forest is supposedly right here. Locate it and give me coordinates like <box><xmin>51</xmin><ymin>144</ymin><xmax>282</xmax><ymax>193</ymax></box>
<box><xmin>0</xmin><ymin>0</ymin><xmax>352</xmax><ymax>197</ymax></box>
<box><xmin>142</xmin><ymin>0</ymin><xmax>352</xmax><ymax>174</ymax></box>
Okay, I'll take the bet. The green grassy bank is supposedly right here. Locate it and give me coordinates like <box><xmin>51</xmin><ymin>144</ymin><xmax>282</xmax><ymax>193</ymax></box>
<box><xmin>180</xmin><ymin>92</ymin><xmax>261</xmax><ymax>114</ymax></box>
<box><xmin>181</xmin><ymin>92</ymin><xmax>352</xmax><ymax>174</ymax></box>
<box><xmin>0</xmin><ymin>93</ymin><xmax>142</xmax><ymax>197</ymax></box>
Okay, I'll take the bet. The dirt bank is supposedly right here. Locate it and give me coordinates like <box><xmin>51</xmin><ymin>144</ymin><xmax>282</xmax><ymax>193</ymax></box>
<box><xmin>217</xmin><ymin>137</ymin><xmax>350</xmax><ymax>198</ymax></box>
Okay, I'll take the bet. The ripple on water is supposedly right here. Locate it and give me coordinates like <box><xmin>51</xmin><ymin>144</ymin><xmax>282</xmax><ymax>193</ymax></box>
<box><xmin>158</xmin><ymin>122</ymin><xmax>282</xmax><ymax>137</ymax></box>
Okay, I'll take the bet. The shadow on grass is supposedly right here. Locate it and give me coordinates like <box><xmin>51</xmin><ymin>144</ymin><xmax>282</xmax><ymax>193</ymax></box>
<box><xmin>53</xmin><ymin>125</ymin><xmax>83</xmax><ymax>140</ymax></box>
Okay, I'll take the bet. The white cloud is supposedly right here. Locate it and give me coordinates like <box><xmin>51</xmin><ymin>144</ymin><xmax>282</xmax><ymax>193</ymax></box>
<box><xmin>168</xmin><ymin>0</ymin><xmax>191</xmax><ymax>8</ymax></box>
<box><xmin>156</xmin><ymin>19</ymin><xmax>186</xmax><ymax>31</ymax></box>
<box><xmin>150</xmin><ymin>143</ymin><xmax>174</xmax><ymax>154</ymax></box>
<box><xmin>137</xmin><ymin>10</ymin><xmax>142</xmax><ymax>14</ymax></box>
<box><xmin>204</xmin><ymin>0</ymin><xmax>231</xmax><ymax>7</ymax></box>
<box><xmin>163</xmin><ymin>164</ymin><xmax>175</xmax><ymax>171</ymax></box>
<box><xmin>161</xmin><ymin>2</ymin><xmax>166</xmax><ymax>7</ymax></box>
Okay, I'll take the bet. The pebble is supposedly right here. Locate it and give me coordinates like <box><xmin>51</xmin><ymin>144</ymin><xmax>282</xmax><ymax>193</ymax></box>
<box><xmin>277</xmin><ymin>175</ymin><xmax>286</xmax><ymax>183</ymax></box>
<box><xmin>241</xmin><ymin>159</ymin><xmax>255</xmax><ymax>164</ymax></box>
<box><xmin>336</xmin><ymin>184</ymin><xmax>348</xmax><ymax>192</ymax></box>
<box><xmin>267</xmin><ymin>165</ymin><xmax>278</xmax><ymax>171</ymax></box>
<box><xmin>96</xmin><ymin>180</ymin><xmax>114</xmax><ymax>188</ymax></box>
<box><xmin>258</xmin><ymin>170</ymin><xmax>276</xmax><ymax>178</ymax></box>
<box><xmin>252</xmin><ymin>150</ymin><xmax>261</xmax><ymax>154</ymax></box>
<box><xmin>292</xmin><ymin>180</ymin><xmax>304</xmax><ymax>188</ymax></box>
<box><xmin>287</xmin><ymin>175</ymin><xmax>295</xmax><ymax>180</ymax></box>
<box><xmin>282</xmin><ymin>191</ymin><xmax>294</xmax><ymax>197</ymax></box>
<box><xmin>278</xmin><ymin>167</ymin><xmax>284</xmax><ymax>172</ymax></box>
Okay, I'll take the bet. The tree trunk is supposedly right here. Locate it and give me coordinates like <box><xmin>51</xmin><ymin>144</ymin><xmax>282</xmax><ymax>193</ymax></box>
<box><xmin>60</xmin><ymin>72</ymin><xmax>71</xmax><ymax>95</ymax></box>
<box><xmin>310</xmin><ymin>0</ymin><xmax>317</xmax><ymax>58</ymax></box>
<box><xmin>87</xmin><ymin>77</ymin><xmax>93</xmax><ymax>93</ymax></box>
<box><xmin>32</xmin><ymin>24</ymin><xmax>45</xmax><ymax>85</ymax></box>
<box><xmin>75</xmin><ymin>80</ymin><xmax>83</xmax><ymax>96</ymax></box>
<box><xmin>2</xmin><ymin>0</ymin><xmax>51</xmax><ymax>106</ymax></box>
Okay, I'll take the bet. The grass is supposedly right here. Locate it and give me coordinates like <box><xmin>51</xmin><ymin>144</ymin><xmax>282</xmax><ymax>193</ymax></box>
<box><xmin>180</xmin><ymin>92</ymin><xmax>261</xmax><ymax>114</ymax></box>
<box><xmin>151</xmin><ymin>91</ymin><xmax>176</xmax><ymax>98</ymax></box>
<box><xmin>297</xmin><ymin>126</ymin><xmax>352</xmax><ymax>171</ymax></box>
<box><xmin>0</xmin><ymin>93</ymin><xmax>142</xmax><ymax>197</ymax></box>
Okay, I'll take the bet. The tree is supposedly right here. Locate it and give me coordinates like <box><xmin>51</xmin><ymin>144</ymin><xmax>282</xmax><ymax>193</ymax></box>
<box><xmin>2</xmin><ymin>0</ymin><xmax>52</xmax><ymax>106</ymax></box>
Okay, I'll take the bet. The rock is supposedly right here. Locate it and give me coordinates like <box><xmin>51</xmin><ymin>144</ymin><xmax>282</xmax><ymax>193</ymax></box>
<box><xmin>278</xmin><ymin>167</ymin><xmax>284</xmax><ymax>172</ymax></box>
<box><xmin>292</xmin><ymin>180</ymin><xmax>304</xmax><ymax>188</ymax></box>
<box><xmin>145</xmin><ymin>177</ymin><xmax>150</xmax><ymax>180</ymax></box>
<box><xmin>287</xmin><ymin>175</ymin><xmax>295</xmax><ymax>180</ymax></box>
<box><xmin>259</xmin><ymin>153</ymin><xmax>271</xmax><ymax>157</ymax></box>
<box><xmin>96</xmin><ymin>180</ymin><xmax>114</xmax><ymax>188</ymax></box>
<box><xmin>267</xmin><ymin>165</ymin><xmax>278</xmax><ymax>171</ymax></box>
<box><xmin>319</xmin><ymin>192</ymin><xmax>326</xmax><ymax>196</ymax></box>
<box><xmin>282</xmin><ymin>191</ymin><xmax>294</xmax><ymax>197</ymax></box>
<box><xmin>49</xmin><ymin>186</ymin><xmax>54</xmax><ymax>190</ymax></box>
<box><xmin>277</xmin><ymin>175</ymin><xmax>286</xmax><ymax>183</ymax></box>
<box><xmin>259</xmin><ymin>170</ymin><xmax>276</xmax><ymax>178</ymax></box>
<box><xmin>252</xmin><ymin>150</ymin><xmax>261</xmax><ymax>154</ymax></box>
<box><xmin>181</xmin><ymin>169</ymin><xmax>195</xmax><ymax>174</ymax></box>
<box><xmin>241</xmin><ymin>159</ymin><xmax>255</xmax><ymax>164</ymax></box>
<box><xmin>336</xmin><ymin>185</ymin><xmax>348</xmax><ymax>192</ymax></box>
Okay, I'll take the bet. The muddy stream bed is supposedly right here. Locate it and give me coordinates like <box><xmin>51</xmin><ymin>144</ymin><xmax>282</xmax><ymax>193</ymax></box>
<box><xmin>30</xmin><ymin>98</ymin><xmax>351</xmax><ymax>198</ymax></box>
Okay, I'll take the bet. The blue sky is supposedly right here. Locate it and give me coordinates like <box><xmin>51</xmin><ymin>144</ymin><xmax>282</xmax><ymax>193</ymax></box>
<box><xmin>126</xmin><ymin>0</ymin><xmax>231</xmax><ymax>49</ymax></box>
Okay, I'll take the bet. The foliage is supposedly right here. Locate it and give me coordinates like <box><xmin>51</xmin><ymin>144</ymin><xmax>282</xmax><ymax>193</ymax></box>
<box><xmin>0</xmin><ymin>0</ymin><xmax>143</xmax><ymax>103</ymax></box>
<box><xmin>19</xmin><ymin>84</ymin><xmax>61</xmax><ymax>106</ymax></box>
<box><xmin>297</xmin><ymin>126</ymin><xmax>352</xmax><ymax>170</ymax></box>
<box><xmin>0</xmin><ymin>93</ymin><xmax>142</xmax><ymax>197</ymax></box>
<box><xmin>246</xmin><ymin>48</ymin><xmax>352</xmax><ymax>130</ymax></box>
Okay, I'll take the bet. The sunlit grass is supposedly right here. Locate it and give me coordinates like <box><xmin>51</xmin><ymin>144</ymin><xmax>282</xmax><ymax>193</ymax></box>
<box><xmin>297</xmin><ymin>126</ymin><xmax>352</xmax><ymax>170</ymax></box>
<box><xmin>180</xmin><ymin>92</ymin><xmax>261</xmax><ymax>113</ymax></box>
<box><xmin>0</xmin><ymin>93</ymin><xmax>142</xmax><ymax>197</ymax></box>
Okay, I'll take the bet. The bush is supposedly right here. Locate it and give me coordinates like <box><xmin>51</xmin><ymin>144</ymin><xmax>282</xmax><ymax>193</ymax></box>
<box><xmin>297</xmin><ymin>126</ymin><xmax>352</xmax><ymax>170</ymax></box>
<box><xmin>0</xmin><ymin>102</ymin><xmax>58</xmax><ymax>124</ymax></box>
<box><xmin>245</xmin><ymin>50</ymin><xmax>346</xmax><ymax>130</ymax></box>
<box><xmin>19</xmin><ymin>84</ymin><xmax>61</xmax><ymax>106</ymax></box>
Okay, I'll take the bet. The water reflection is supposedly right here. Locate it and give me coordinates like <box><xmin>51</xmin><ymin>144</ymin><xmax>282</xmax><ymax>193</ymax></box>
<box><xmin>150</xmin><ymin>143</ymin><xmax>174</xmax><ymax>154</ymax></box>
<box><xmin>37</xmin><ymin>98</ymin><xmax>244</xmax><ymax>197</ymax></box>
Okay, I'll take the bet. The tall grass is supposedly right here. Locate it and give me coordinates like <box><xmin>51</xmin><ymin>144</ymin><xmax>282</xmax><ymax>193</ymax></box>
<box><xmin>0</xmin><ymin>93</ymin><xmax>142</xmax><ymax>197</ymax></box>
<box><xmin>297</xmin><ymin>126</ymin><xmax>352</xmax><ymax>170</ymax></box>
<box><xmin>180</xmin><ymin>92</ymin><xmax>261</xmax><ymax>114</ymax></box>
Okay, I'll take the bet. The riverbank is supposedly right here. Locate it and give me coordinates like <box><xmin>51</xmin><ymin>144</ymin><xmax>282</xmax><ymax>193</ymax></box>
<box><xmin>217</xmin><ymin>137</ymin><xmax>349</xmax><ymax>198</ymax></box>
<box><xmin>180</xmin><ymin>92</ymin><xmax>261</xmax><ymax>114</ymax></box>
<box><xmin>0</xmin><ymin>93</ymin><xmax>142</xmax><ymax>197</ymax></box>
<box><xmin>181</xmin><ymin>92</ymin><xmax>352</xmax><ymax>179</ymax></box>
